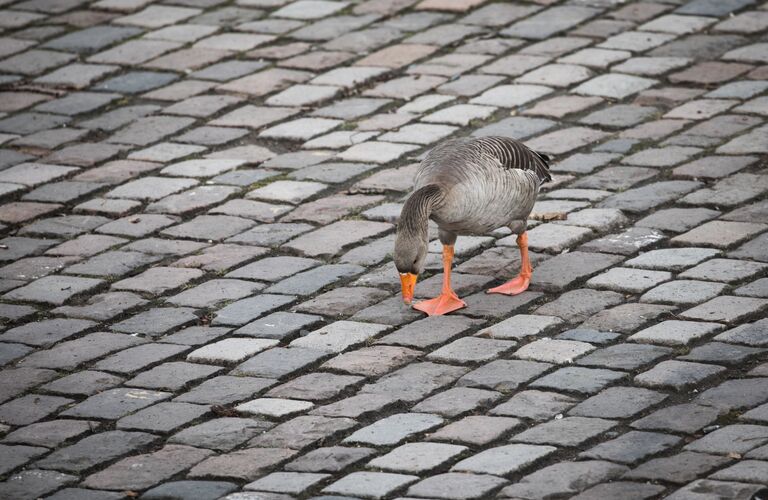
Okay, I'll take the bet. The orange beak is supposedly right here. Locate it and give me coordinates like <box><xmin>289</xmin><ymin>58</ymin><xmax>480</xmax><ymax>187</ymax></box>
<box><xmin>399</xmin><ymin>273</ymin><xmax>417</xmax><ymax>305</ymax></box>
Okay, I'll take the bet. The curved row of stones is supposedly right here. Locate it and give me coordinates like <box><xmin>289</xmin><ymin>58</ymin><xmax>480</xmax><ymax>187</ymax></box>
<box><xmin>0</xmin><ymin>0</ymin><xmax>767</xmax><ymax>498</ymax></box>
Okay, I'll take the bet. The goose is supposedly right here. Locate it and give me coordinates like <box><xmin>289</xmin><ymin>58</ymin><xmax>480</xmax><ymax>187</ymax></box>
<box><xmin>394</xmin><ymin>136</ymin><xmax>551</xmax><ymax>316</ymax></box>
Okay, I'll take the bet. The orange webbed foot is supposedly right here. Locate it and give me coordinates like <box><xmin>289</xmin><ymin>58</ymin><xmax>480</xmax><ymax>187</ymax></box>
<box><xmin>413</xmin><ymin>290</ymin><xmax>466</xmax><ymax>316</ymax></box>
<box><xmin>487</xmin><ymin>275</ymin><xmax>530</xmax><ymax>296</ymax></box>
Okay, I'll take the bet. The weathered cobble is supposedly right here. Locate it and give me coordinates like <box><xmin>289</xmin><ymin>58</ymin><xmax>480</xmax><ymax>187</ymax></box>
<box><xmin>0</xmin><ymin>0</ymin><xmax>766</xmax><ymax>497</ymax></box>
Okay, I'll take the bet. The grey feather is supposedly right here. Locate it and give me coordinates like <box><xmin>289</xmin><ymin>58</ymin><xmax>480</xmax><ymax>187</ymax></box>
<box><xmin>410</xmin><ymin>136</ymin><xmax>548</xmax><ymax>236</ymax></box>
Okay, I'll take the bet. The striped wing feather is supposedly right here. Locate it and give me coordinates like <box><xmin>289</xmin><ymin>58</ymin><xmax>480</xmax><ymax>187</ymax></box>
<box><xmin>470</xmin><ymin>136</ymin><xmax>552</xmax><ymax>184</ymax></box>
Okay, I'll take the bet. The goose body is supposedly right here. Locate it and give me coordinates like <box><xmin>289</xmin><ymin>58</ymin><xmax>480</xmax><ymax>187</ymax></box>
<box><xmin>395</xmin><ymin>136</ymin><xmax>551</xmax><ymax>316</ymax></box>
<box><xmin>414</xmin><ymin>136</ymin><xmax>550</xmax><ymax>236</ymax></box>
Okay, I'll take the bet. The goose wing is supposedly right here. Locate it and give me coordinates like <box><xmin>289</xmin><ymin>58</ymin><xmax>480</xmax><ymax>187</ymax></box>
<box><xmin>469</xmin><ymin>136</ymin><xmax>552</xmax><ymax>184</ymax></box>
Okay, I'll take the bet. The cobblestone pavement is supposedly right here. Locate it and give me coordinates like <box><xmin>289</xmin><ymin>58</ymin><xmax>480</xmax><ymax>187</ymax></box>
<box><xmin>0</xmin><ymin>0</ymin><xmax>767</xmax><ymax>497</ymax></box>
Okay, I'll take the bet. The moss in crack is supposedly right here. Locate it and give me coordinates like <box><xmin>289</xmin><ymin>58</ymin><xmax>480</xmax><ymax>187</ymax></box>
<box><xmin>715</xmin><ymin>410</ymin><xmax>742</xmax><ymax>427</ymax></box>
<box><xmin>247</xmin><ymin>173</ymin><xmax>290</xmax><ymax>190</ymax></box>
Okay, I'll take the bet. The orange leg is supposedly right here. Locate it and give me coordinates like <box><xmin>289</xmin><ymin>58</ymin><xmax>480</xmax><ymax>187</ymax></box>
<box><xmin>413</xmin><ymin>244</ymin><xmax>466</xmax><ymax>316</ymax></box>
<box><xmin>488</xmin><ymin>232</ymin><xmax>532</xmax><ymax>295</ymax></box>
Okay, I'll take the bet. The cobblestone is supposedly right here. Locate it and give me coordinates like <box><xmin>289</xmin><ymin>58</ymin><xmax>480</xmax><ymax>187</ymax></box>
<box><xmin>681</xmin><ymin>295</ymin><xmax>768</xmax><ymax>323</ymax></box>
<box><xmin>82</xmin><ymin>445</ymin><xmax>213</xmax><ymax>491</ymax></box>
<box><xmin>452</xmin><ymin>443</ymin><xmax>556</xmax><ymax>477</ymax></box>
<box><xmin>531</xmin><ymin>251</ymin><xmax>624</xmax><ymax>292</ymax></box>
<box><xmin>412</xmin><ymin>386</ymin><xmax>501</xmax><ymax>417</ymax></box>
<box><xmin>641</xmin><ymin>280</ymin><xmax>727</xmax><ymax>305</ymax></box>
<box><xmin>574</xmin><ymin>481</ymin><xmax>665</xmax><ymax>500</ymax></box>
<box><xmin>531</xmin><ymin>366</ymin><xmax>626</xmax><ymax>395</ymax></box>
<box><xmin>0</xmin><ymin>470</ymin><xmax>78</xmax><ymax>500</ymax></box>
<box><xmin>42</xmin><ymin>371</ymin><xmax>124</xmax><ymax>397</ymax></box>
<box><xmin>110</xmin><ymin>307</ymin><xmax>198</xmax><ymax>337</ymax></box>
<box><xmin>378</xmin><ymin>315</ymin><xmax>481</xmax><ymax>349</ymax></box>
<box><xmin>285</xmin><ymin>446</ymin><xmax>374</xmax><ymax>472</ymax></box>
<box><xmin>625</xmin><ymin>451</ymin><xmax>731</xmax><ymax>484</ymax></box>
<box><xmin>170</xmin><ymin>418</ymin><xmax>273</xmax><ymax>452</ymax></box>
<box><xmin>344</xmin><ymin>412</ymin><xmax>443</xmax><ymax>446</ymax></box>
<box><xmin>2</xmin><ymin>419</ymin><xmax>96</xmax><ymax>448</ymax></box>
<box><xmin>233</xmin><ymin>347</ymin><xmax>325</xmax><ymax>379</ymax></box>
<box><xmin>323</xmin><ymin>471</ymin><xmax>418</xmax><ymax>498</ymax></box>
<box><xmin>175</xmin><ymin>376</ymin><xmax>273</xmax><ymax>406</ymax></box>
<box><xmin>188</xmin><ymin>447</ymin><xmax>297</xmax><ymax>481</ymax></box>
<box><xmin>535</xmin><ymin>289</ymin><xmax>624</xmax><ymax>323</ymax></box>
<box><xmin>633</xmin><ymin>403</ymin><xmax>719</xmax><ymax>436</ymax></box>
<box><xmin>0</xmin><ymin>1</ymin><xmax>765</xmax><ymax>497</ymax></box>
<box><xmin>500</xmin><ymin>461</ymin><xmax>629</xmax><ymax>499</ymax></box>
<box><xmin>513</xmin><ymin>416</ymin><xmax>617</xmax><ymax>447</ymax></box>
<box><xmin>312</xmin><ymin>392</ymin><xmax>399</xmax><ymax>419</ymax></box>
<box><xmin>428</xmin><ymin>415</ymin><xmax>521</xmax><ymax>446</ymax></box>
<box><xmin>142</xmin><ymin>481</ymin><xmax>237</xmax><ymax>500</ymax></box>
<box><xmin>1</xmin><ymin>318</ymin><xmax>95</xmax><ymax>347</ymax></box>
<box><xmin>370</xmin><ymin>442</ymin><xmax>467</xmax><ymax>473</ymax></box>
<box><xmin>587</xmin><ymin>267</ymin><xmax>671</xmax><ymax>294</ymax></box>
<box><xmin>581</xmin><ymin>430</ymin><xmax>681</xmax><ymax>464</ymax></box>
<box><xmin>250</xmin><ymin>415</ymin><xmax>356</xmax><ymax>450</ymax></box>
<box><xmin>35</xmin><ymin>430</ymin><xmax>159</xmax><ymax>473</ymax></box>
<box><xmin>4</xmin><ymin>275</ymin><xmax>103</xmax><ymax>305</ymax></box>
<box><xmin>635</xmin><ymin>360</ymin><xmax>726</xmax><ymax>389</ymax></box>
<box><xmin>626</xmin><ymin>247</ymin><xmax>720</xmax><ymax>271</ymax></box>
<box><xmin>685</xmin><ymin>424</ymin><xmax>768</xmax><ymax>455</ymax></box>
<box><xmin>570</xmin><ymin>387</ymin><xmax>666</xmax><ymax>419</ymax></box>
<box><xmin>406</xmin><ymin>472</ymin><xmax>506</xmax><ymax>499</ymax></box>
<box><xmin>266</xmin><ymin>372</ymin><xmax>363</xmax><ymax>401</ymax></box>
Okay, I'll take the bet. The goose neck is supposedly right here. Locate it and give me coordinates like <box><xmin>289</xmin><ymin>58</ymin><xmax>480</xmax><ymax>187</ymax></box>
<box><xmin>399</xmin><ymin>184</ymin><xmax>444</xmax><ymax>236</ymax></box>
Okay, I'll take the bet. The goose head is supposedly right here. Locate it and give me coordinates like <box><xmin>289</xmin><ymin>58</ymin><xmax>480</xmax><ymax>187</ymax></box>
<box><xmin>394</xmin><ymin>228</ymin><xmax>428</xmax><ymax>305</ymax></box>
<box><xmin>394</xmin><ymin>183</ymin><xmax>442</xmax><ymax>305</ymax></box>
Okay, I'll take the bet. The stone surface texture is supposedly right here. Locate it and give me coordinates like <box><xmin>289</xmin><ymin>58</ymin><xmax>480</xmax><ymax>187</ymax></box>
<box><xmin>0</xmin><ymin>0</ymin><xmax>765</xmax><ymax>497</ymax></box>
